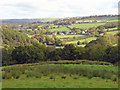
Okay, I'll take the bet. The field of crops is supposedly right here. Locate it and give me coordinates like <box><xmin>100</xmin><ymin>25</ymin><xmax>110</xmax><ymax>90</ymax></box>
<box><xmin>68</xmin><ymin>23</ymin><xmax>106</xmax><ymax>29</ymax></box>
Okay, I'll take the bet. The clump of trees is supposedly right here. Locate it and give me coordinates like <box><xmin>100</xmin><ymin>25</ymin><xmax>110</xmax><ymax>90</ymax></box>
<box><xmin>33</xmin><ymin>35</ymin><xmax>62</xmax><ymax>46</ymax></box>
<box><xmin>2</xmin><ymin>42</ymin><xmax>119</xmax><ymax>66</ymax></box>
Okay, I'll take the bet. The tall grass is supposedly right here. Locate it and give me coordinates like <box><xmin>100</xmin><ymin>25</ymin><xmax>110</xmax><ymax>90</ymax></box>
<box><xmin>2</xmin><ymin>63</ymin><xmax>118</xmax><ymax>82</ymax></box>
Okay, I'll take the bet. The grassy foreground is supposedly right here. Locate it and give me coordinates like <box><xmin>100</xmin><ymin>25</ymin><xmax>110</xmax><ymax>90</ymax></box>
<box><xmin>3</xmin><ymin>76</ymin><xmax>118</xmax><ymax>88</ymax></box>
<box><xmin>2</xmin><ymin>62</ymin><xmax>118</xmax><ymax>88</ymax></box>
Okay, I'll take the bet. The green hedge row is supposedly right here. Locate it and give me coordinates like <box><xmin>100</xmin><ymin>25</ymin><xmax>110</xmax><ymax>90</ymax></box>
<box><xmin>46</xmin><ymin>60</ymin><xmax>113</xmax><ymax>65</ymax></box>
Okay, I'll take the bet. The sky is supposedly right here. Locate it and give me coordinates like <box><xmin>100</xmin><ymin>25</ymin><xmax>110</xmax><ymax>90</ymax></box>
<box><xmin>0</xmin><ymin>0</ymin><xmax>119</xmax><ymax>19</ymax></box>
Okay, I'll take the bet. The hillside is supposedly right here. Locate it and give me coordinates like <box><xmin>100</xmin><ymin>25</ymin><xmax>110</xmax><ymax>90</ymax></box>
<box><xmin>2</xmin><ymin>25</ymin><xmax>40</xmax><ymax>48</ymax></box>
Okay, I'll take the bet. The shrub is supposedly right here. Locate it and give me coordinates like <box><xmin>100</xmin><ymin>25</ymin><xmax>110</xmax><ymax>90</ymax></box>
<box><xmin>61</xmin><ymin>75</ymin><xmax>66</xmax><ymax>79</ymax></box>
<box><xmin>26</xmin><ymin>71</ymin><xmax>34</xmax><ymax>78</ymax></box>
<box><xmin>2</xmin><ymin>73</ymin><xmax>12</xmax><ymax>79</ymax></box>
<box><xmin>10</xmin><ymin>70</ymin><xmax>21</xmax><ymax>79</ymax></box>
<box><xmin>104</xmin><ymin>72</ymin><xmax>112</xmax><ymax>79</ymax></box>
<box><xmin>87</xmin><ymin>75</ymin><xmax>93</xmax><ymax>79</ymax></box>
<box><xmin>2</xmin><ymin>73</ymin><xmax>6</xmax><ymax>79</ymax></box>
<box><xmin>111</xmin><ymin>75</ymin><xmax>118</xmax><ymax>82</ymax></box>
<box><xmin>50</xmin><ymin>75</ymin><xmax>55</xmax><ymax>81</ymax></box>
<box><xmin>73</xmin><ymin>76</ymin><xmax>79</xmax><ymax>79</ymax></box>
<box><xmin>34</xmin><ymin>73</ymin><xmax>42</xmax><ymax>78</ymax></box>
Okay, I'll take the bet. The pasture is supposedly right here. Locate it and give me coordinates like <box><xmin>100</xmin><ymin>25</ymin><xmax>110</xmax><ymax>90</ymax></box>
<box><xmin>82</xmin><ymin>16</ymin><xmax>118</xmax><ymax>21</ymax></box>
<box><xmin>68</xmin><ymin>23</ymin><xmax>106</xmax><ymax>29</ymax></box>
<box><xmin>50</xmin><ymin>27</ymin><xmax>71</xmax><ymax>32</ymax></box>
<box><xmin>109</xmin><ymin>20</ymin><xmax>119</xmax><ymax>22</ymax></box>
<box><xmin>3</xmin><ymin>76</ymin><xmax>118</xmax><ymax>88</ymax></box>
<box><xmin>2</xmin><ymin>62</ymin><xmax>118</xmax><ymax>88</ymax></box>
<box><xmin>0</xmin><ymin>46</ymin><xmax>3</xmax><ymax>48</ymax></box>
<box><xmin>105</xmin><ymin>27</ymin><xmax>118</xmax><ymax>31</ymax></box>
<box><xmin>107</xmin><ymin>31</ymin><xmax>119</xmax><ymax>35</ymax></box>
<box><xmin>65</xmin><ymin>37</ymin><xmax>97</xmax><ymax>44</ymax></box>
<box><xmin>56</xmin><ymin>35</ymin><xmax>84</xmax><ymax>39</ymax></box>
<box><xmin>77</xmin><ymin>44</ymin><xmax>86</xmax><ymax>47</ymax></box>
<box><xmin>27</xmin><ymin>34</ymin><xmax>35</xmax><ymax>38</ymax></box>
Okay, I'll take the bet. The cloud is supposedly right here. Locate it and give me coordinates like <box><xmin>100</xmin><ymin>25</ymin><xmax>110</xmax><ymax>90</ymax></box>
<box><xmin>0</xmin><ymin>0</ymin><xmax>119</xmax><ymax>19</ymax></box>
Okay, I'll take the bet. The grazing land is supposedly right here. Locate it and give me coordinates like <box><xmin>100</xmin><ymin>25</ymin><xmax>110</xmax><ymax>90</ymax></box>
<box><xmin>65</xmin><ymin>37</ymin><xmax>97</xmax><ymax>44</ymax></box>
<box><xmin>50</xmin><ymin>27</ymin><xmax>71</xmax><ymax>32</ymax></box>
<box><xmin>56</xmin><ymin>35</ymin><xmax>84</xmax><ymax>39</ymax></box>
<box><xmin>68</xmin><ymin>23</ymin><xmax>106</xmax><ymax>29</ymax></box>
<box><xmin>2</xmin><ymin>62</ymin><xmax>118</xmax><ymax>88</ymax></box>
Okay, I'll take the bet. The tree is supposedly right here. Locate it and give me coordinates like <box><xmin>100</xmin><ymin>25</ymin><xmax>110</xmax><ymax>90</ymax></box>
<box><xmin>12</xmin><ymin>45</ymin><xmax>46</xmax><ymax>64</ymax></box>
<box><xmin>75</xmin><ymin>47</ymin><xmax>87</xmax><ymax>59</ymax></box>
<box><xmin>47</xmin><ymin>48</ymin><xmax>63</xmax><ymax>61</ymax></box>
<box><xmin>63</xmin><ymin>44</ymin><xmax>76</xmax><ymax>60</ymax></box>
<box><xmin>87</xmin><ymin>44</ymin><xmax>106</xmax><ymax>61</ymax></box>
<box><xmin>105</xmin><ymin>46</ymin><xmax>118</xmax><ymax>64</ymax></box>
<box><xmin>77</xmin><ymin>41</ymin><xmax>81</xmax><ymax>45</ymax></box>
<box><xmin>2</xmin><ymin>48</ymin><xmax>14</xmax><ymax>66</ymax></box>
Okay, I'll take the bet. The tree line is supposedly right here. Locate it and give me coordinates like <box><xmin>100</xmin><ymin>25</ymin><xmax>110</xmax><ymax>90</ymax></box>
<box><xmin>2</xmin><ymin>40</ymin><xmax>119</xmax><ymax>66</ymax></box>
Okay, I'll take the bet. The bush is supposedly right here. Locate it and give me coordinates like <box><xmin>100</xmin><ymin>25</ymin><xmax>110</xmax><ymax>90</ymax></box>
<box><xmin>50</xmin><ymin>75</ymin><xmax>55</xmax><ymax>81</ymax></box>
<box><xmin>34</xmin><ymin>73</ymin><xmax>42</xmax><ymax>78</ymax></box>
<box><xmin>61</xmin><ymin>75</ymin><xmax>66</xmax><ymax>79</ymax></box>
<box><xmin>2</xmin><ymin>73</ymin><xmax>12</xmax><ymax>79</ymax></box>
<box><xmin>46</xmin><ymin>60</ymin><xmax>112</xmax><ymax>65</ymax></box>
<box><xmin>87</xmin><ymin>75</ymin><xmax>93</xmax><ymax>79</ymax></box>
<box><xmin>104</xmin><ymin>72</ymin><xmax>112</xmax><ymax>79</ymax></box>
<box><xmin>10</xmin><ymin>70</ymin><xmax>21</xmax><ymax>79</ymax></box>
<box><xmin>26</xmin><ymin>71</ymin><xmax>34</xmax><ymax>78</ymax></box>
<box><xmin>73</xmin><ymin>76</ymin><xmax>79</xmax><ymax>79</ymax></box>
<box><xmin>111</xmin><ymin>75</ymin><xmax>118</xmax><ymax>82</ymax></box>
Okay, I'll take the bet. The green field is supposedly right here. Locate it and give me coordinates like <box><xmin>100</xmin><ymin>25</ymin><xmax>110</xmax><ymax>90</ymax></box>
<box><xmin>0</xmin><ymin>46</ymin><xmax>3</xmax><ymax>48</ymax></box>
<box><xmin>50</xmin><ymin>27</ymin><xmax>71</xmax><ymax>31</ymax></box>
<box><xmin>82</xmin><ymin>17</ymin><xmax>118</xmax><ymax>21</ymax></box>
<box><xmin>77</xmin><ymin>44</ymin><xmax>86</xmax><ymax>47</ymax></box>
<box><xmin>109</xmin><ymin>20</ymin><xmax>119</xmax><ymax>22</ymax></box>
<box><xmin>65</xmin><ymin>37</ymin><xmax>97</xmax><ymax>44</ymax></box>
<box><xmin>105</xmin><ymin>27</ymin><xmax>118</xmax><ymax>31</ymax></box>
<box><xmin>63</xmin><ymin>64</ymin><xmax>117</xmax><ymax>71</ymax></box>
<box><xmin>56</xmin><ymin>35</ymin><xmax>84</xmax><ymax>39</ymax></box>
<box><xmin>2</xmin><ymin>63</ymin><xmax>118</xmax><ymax>88</ymax></box>
<box><xmin>68</xmin><ymin>23</ymin><xmax>106</xmax><ymax>29</ymax></box>
<box><xmin>2</xmin><ymin>76</ymin><xmax>118</xmax><ymax>88</ymax></box>
<box><xmin>77</xmin><ymin>20</ymin><xmax>119</xmax><ymax>22</ymax></box>
<box><xmin>27</xmin><ymin>34</ymin><xmax>35</xmax><ymax>38</ymax></box>
<box><xmin>107</xmin><ymin>31</ymin><xmax>119</xmax><ymax>35</ymax></box>
<box><xmin>27</xmin><ymin>29</ymin><xmax>32</xmax><ymax>31</ymax></box>
<box><xmin>56</xmin><ymin>46</ymin><xmax>64</xmax><ymax>48</ymax></box>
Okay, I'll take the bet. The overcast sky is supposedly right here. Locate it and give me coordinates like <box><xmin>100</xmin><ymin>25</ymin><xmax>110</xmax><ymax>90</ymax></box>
<box><xmin>0</xmin><ymin>0</ymin><xmax>119</xmax><ymax>19</ymax></box>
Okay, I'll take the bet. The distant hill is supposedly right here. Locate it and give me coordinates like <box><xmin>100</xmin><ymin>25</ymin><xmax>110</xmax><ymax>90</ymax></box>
<box><xmin>0</xmin><ymin>18</ymin><xmax>60</xmax><ymax>23</ymax></box>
